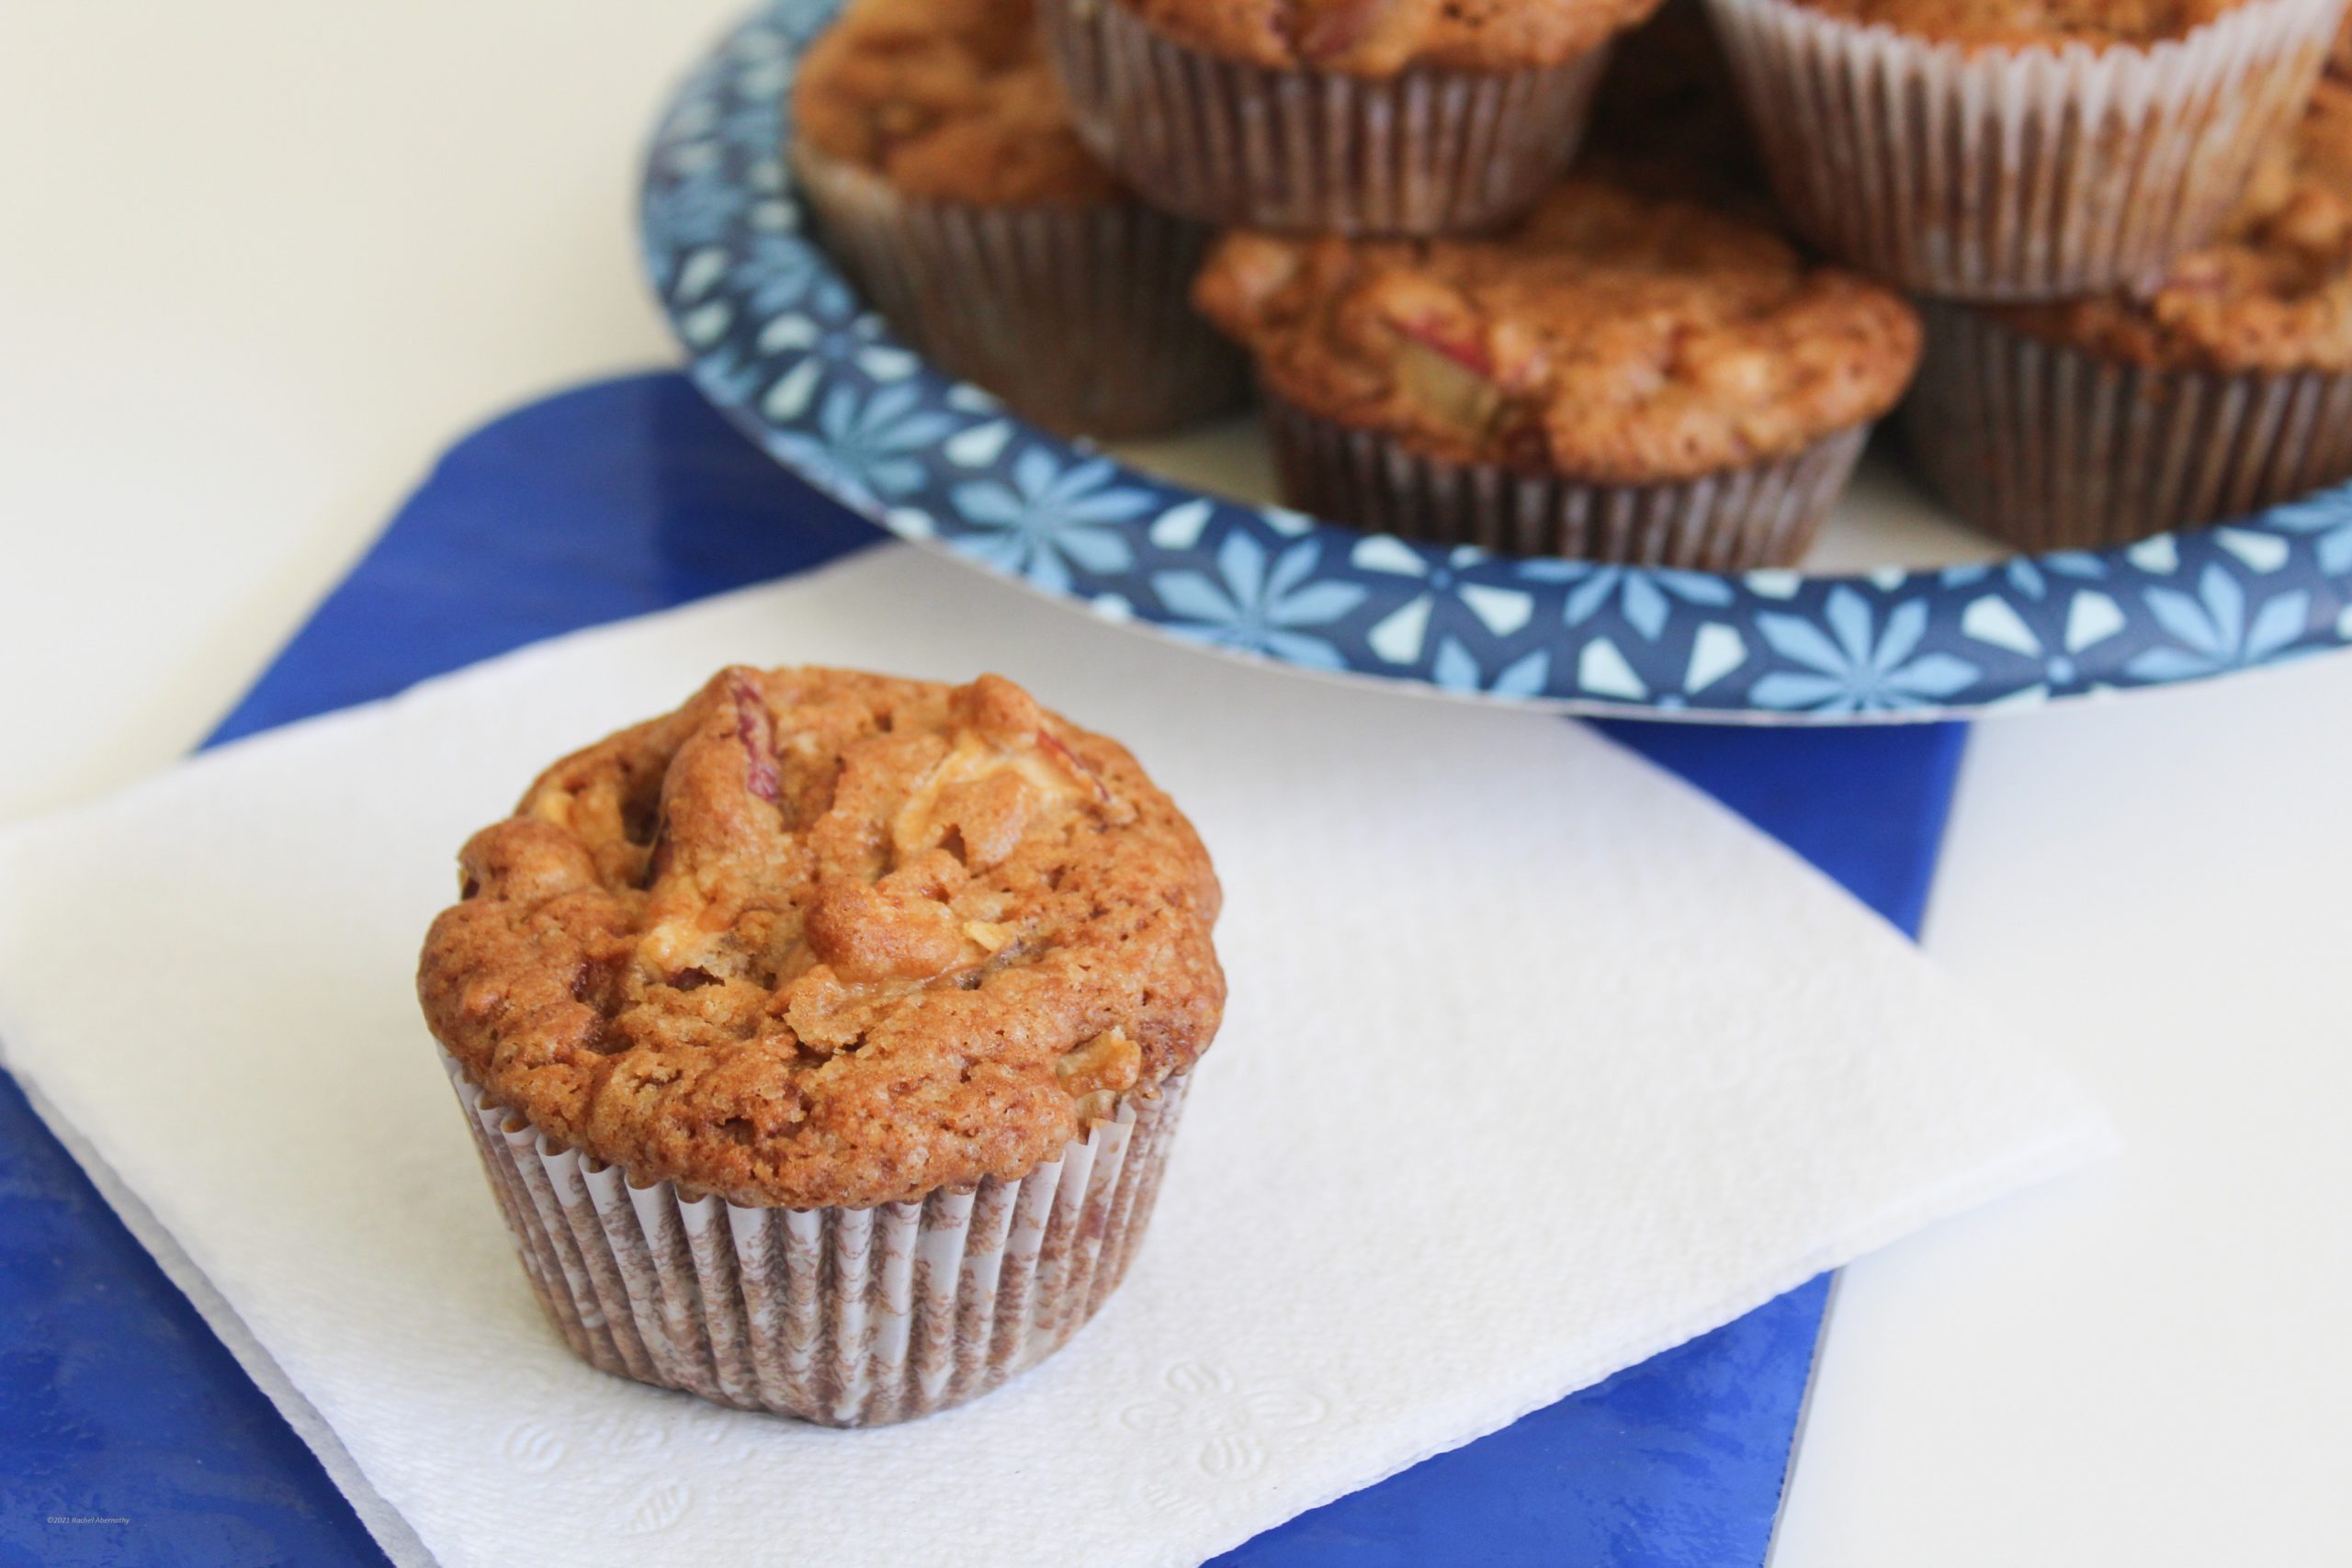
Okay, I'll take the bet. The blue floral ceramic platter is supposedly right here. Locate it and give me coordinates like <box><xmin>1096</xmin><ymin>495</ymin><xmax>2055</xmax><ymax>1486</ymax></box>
<box><xmin>640</xmin><ymin>0</ymin><xmax>2352</xmax><ymax>721</ymax></box>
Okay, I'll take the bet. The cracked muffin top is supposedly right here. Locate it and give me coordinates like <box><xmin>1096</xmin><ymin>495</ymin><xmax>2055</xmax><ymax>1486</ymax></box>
<box><xmin>792</xmin><ymin>0</ymin><xmax>1121</xmax><ymax>205</ymax></box>
<box><xmin>1786</xmin><ymin>0</ymin><xmax>2255</xmax><ymax>48</ymax></box>
<box><xmin>418</xmin><ymin>668</ymin><xmax>1224</xmax><ymax>1210</ymax></box>
<box><xmin>1117</xmin><ymin>0</ymin><xmax>1665</xmax><ymax>73</ymax></box>
<box><xmin>1193</xmin><ymin>177</ymin><xmax>1920</xmax><ymax>483</ymax></box>
<box><xmin>1996</xmin><ymin>79</ymin><xmax>2352</xmax><ymax>372</ymax></box>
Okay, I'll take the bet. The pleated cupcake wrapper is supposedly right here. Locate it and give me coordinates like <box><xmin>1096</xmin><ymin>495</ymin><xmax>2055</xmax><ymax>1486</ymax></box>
<box><xmin>444</xmin><ymin>1051</ymin><xmax>1192</xmax><ymax>1427</ymax></box>
<box><xmin>1704</xmin><ymin>0</ymin><xmax>2342</xmax><ymax>299</ymax></box>
<box><xmin>1042</xmin><ymin>0</ymin><xmax>1611</xmax><ymax>235</ymax></box>
<box><xmin>1905</xmin><ymin>301</ymin><xmax>2352</xmax><ymax>549</ymax></box>
<box><xmin>1265</xmin><ymin>392</ymin><xmax>1869</xmax><ymax>568</ymax></box>
<box><xmin>791</xmin><ymin>146</ymin><xmax>1246</xmax><ymax>439</ymax></box>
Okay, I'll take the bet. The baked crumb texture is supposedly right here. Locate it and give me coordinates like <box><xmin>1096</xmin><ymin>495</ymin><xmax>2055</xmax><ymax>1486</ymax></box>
<box><xmin>419</xmin><ymin>669</ymin><xmax>1225</xmax><ymax>1210</ymax></box>
<box><xmin>1998</xmin><ymin>78</ymin><xmax>2352</xmax><ymax>372</ymax></box>
<box><xmin>1117</xmin><ymin>0</ymin><xmax>1665</xmax><ymax>72</ymax></box>
<box><xmin>1194</xmin><ymin>178</ymin><xmax>1920</xmax><ymax>484</ymax></box>
<box><xmin>1789</xmin><ymin>0</ymin><xmax>2251</xmax><ymax>48</ymax></box>
<box><xmin>792</xmin><ymin>0</ymin><xmax>1120</xmax><ymax>205</ymax></box>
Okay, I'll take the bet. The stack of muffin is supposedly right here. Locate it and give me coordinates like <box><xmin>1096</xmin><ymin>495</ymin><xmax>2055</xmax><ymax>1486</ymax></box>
<box><xmin>790</xmin><ymin>0</ymin><xmax>2351</xmax><ymax>566</ymax></box>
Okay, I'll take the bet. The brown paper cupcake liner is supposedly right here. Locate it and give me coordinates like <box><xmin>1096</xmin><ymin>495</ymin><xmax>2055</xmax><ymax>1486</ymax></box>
<box><xmin>1704</xmin><ymin>0</ymin><xmax>2341</xmax><ymax>299</ymax></box>
<box><xmin>1265</xmin><ymin>393</ymin><xmax>1869</xmax><ymax>567</ymax></box>
<box><xmin>1904</xmin><ymin>302</ymin><xmax>2352</xmax><ymax>549</ymax></box>
<box><xmin>445</xmin><ymin>1051</ymin><xmax>1193</xmax><ymax>1427</ymax></box>
<box><xmin>791</xmin><ymin>146</ymin><xmax>1246</xmax><ymax>439</ymax></box>
<box><xmin>1041</xmin><ymin>0</ymin><xmax>1611</xmax><ymax>235</ymax></box>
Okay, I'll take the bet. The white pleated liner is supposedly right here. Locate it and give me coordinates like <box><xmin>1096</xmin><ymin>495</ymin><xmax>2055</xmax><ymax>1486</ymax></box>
<box><xmin>1904</xmin><ymin>301</ymin><xmax>2352</xmax><ymax>548</ymax></box>
<box><xmin>1705</xmin><ymin>0</ymin><xmax>2343</xmax><ymax>299</ymax></box>
<box><xmin>444</xmin><ymin>1053</ymin><xmax>1193</xmax><ymax>1427</ymax></box>
<box><xmin>1266</xmin><ymin>393</ymin><xmax>1871</xmax><ymax>568</ymax></box>
<box><xmin>791</xmin><ymin>147</ymin><xmax>1246</xmax><ymax>439</ymax></box>
<box><xmin>1043</xmin><ymin>0</ymin><xmax>1611</xmax><ymax>235</ymax></box>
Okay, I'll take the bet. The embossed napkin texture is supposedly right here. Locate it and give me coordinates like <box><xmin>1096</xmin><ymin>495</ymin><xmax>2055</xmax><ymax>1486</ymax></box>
<box><xmin>0</xmin><ymin>547</ymin><xmax>2110</xmax><ymax>1568</ymax></box>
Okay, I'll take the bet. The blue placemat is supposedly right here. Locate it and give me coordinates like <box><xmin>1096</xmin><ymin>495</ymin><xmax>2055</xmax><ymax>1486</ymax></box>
<box><xmin>0</xmin><ymin>372</ymin><xmax>1965</xmax><ymax>1568</ymax></box>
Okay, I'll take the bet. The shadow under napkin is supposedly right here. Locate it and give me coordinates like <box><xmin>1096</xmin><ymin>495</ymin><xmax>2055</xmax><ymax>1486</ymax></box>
<box><xmin>0</xmin><ymin>372</ymin><xmax>1964</xmax><ymax>1568</ymax></box>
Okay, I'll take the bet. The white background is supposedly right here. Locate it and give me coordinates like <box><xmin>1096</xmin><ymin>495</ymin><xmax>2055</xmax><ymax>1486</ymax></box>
<box><xmin>2</xmin><ymin>2</ymin><xmax>2346</xmax><ymax>1562</ymax></box>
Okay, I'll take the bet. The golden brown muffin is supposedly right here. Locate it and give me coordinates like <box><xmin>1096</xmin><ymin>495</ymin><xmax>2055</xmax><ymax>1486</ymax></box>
<box><xmin>1117</xmin><ymin>0</ymin><xmax>1665</xmax><ymax>73</ymax></box>
<box><xmin>1194</xmin><ymin>178</ymin><xmax>1921</xmax><ymax>485</ymax></box>
<box><xmin>1788</xmin><ymin>0</ymin><xmax>2254</xmax><ymax>48</ymax></box>
<box><xmin>792</xmin><ymin>0</ymin><xmax>1119</xmax><ymax>205</ymax></box>
<box><xmin>1995</xmin><ymin>78</ymin><xmax>2352</xmax><ymax>373</ymax></box>
<box><xmin>419</xmin><ymin>668</ymin><xmax>1224</xmax><ymax>1211</ymax></box>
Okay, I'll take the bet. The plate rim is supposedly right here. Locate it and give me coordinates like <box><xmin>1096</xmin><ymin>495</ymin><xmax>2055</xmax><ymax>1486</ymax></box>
<box><xmin>639</xmin><ymin>0</ymin><xmax>2352</xmax><ymax>723</ymax></box>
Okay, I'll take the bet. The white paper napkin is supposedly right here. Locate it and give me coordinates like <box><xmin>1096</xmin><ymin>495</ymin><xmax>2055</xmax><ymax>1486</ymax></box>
<box><xmin>0</xmin><ymin>545</ymin><xmax>2111</xmax><ymax>1568</ymax></box>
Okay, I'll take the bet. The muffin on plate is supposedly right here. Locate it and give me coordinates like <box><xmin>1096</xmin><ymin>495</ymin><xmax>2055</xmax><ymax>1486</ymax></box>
<box><xmin>1193</xmin><ymin>177</ymin><xmax>1921</xmax><ymax>567</ymax></box>
<box><xmin>1905</xmin><ymin>77</ymin><xmax>2352</xmax><ymax>547</ymax></box>
<box><xmin>1041</xmin><ymin>0</ymin><xmax>1657</xmax><ymax>235</ymax></box>
<box><xmin>790</xmin><ymin>0</ymin><xmax>1245</xmax><ymax>437</ymax></box>
<box><xmin>1705</xmin><ymin>0</ymin><xmax>2344</xmax><ymax>299</ymax></box>
<box><xmin>418</xmin><ymin>667</ymin><xmax>1224</xmax><ymax>1427</ymax></box>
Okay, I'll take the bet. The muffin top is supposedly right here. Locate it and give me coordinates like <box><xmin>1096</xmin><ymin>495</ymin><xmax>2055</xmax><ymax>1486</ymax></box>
<box><xmin>1787</xmin><ymin>0</ymin><xmax>2254</xmax><ymax>49</ymax></box>
<box><xmin>792</xmin><ymin>0</ymin><xmax>1121</xmax><ymax>205</ymax></box>
<box><xmin>1997</xmin><ymin>79</ymin><xmax>2352</xmax><ymax>373</ymax></box>
<box><xmin>1193</xmin><ymin>178</ymin><xmax>1920</xmax><ymax>482</ymax></box>
<box><xmin>418</xmin><ymin>668</ymin><xmax>1224</xmax><ymax>1210</ymax></box>
<box><xmin>1119</xmin><ymin>0</ymin><xmax>1665</xmax><ymax>73</ymax></box>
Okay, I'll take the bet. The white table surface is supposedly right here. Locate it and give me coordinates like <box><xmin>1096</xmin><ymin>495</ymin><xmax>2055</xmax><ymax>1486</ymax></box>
<box><xmin>4</xmin><ymin>3</ymin><xmax>2346</xmax><ymax>1563</ymax></box>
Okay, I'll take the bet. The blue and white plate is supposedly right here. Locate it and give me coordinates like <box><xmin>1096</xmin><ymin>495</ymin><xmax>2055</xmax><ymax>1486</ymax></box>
<box><xmin>640</xmin><ymin>0</ymin><xmax>2352</xmax><ymax>722</ymax></box>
